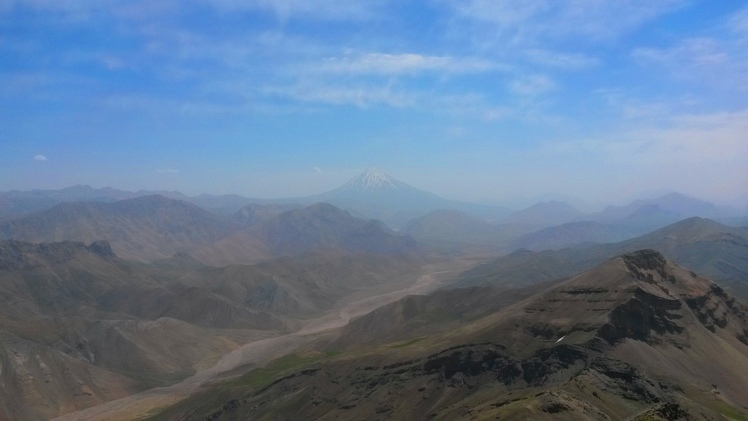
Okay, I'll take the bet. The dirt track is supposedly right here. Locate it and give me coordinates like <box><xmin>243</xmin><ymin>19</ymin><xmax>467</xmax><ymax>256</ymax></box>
<box><xmin>53</xmin><ymin>267</ymin><xmax>455</xmax><ymax>421</ymax></box>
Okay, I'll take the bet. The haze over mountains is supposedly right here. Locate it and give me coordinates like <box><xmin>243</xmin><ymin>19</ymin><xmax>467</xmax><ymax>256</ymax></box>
<box><xmin>0</xmin><ymin>170</ymin><xmax>746</xmax><ymax>420</ymax></box>
<box><xmin>457</xmin><ymin>217</ymin><xmax>748</xmax><ymax>301</ymax></box>
<box><xmin>6</xmin><ymin>1</ymin><xmax>748</xmax><ymax>419</ymax></box>
<box><xmin>0</xmin><ymin>237</ymin><xmax>424</xmax><ymax>419</ymax></box>
<box><xmin>0</xmin><ymin>195</ymin><xmax>416</xmax><ymax>265</ymax></box>
<box><xmin>2</xmin><ymin>169</ymin><xmax>741</xmax><ymax>246</ymax></box>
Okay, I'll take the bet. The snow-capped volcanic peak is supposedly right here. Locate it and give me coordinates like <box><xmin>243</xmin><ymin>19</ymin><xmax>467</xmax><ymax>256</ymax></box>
<box><xmin>341</xmin><ymin>169</ymin><xmax>402</xmax><ymax>191</ymax></box>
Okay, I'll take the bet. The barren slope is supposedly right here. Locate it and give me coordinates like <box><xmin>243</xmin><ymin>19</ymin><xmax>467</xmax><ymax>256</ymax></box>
<box><xmin>154</xmin><ymin>250</ymin><xmax>748</xmax><ymax>420</ymax></box>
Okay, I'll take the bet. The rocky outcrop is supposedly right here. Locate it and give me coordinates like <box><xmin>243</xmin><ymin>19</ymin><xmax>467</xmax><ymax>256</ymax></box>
<box><xmin>0</xmin><ymin>240</ymin><xmax>116</xmax><ymax>270</ymax></box>
<box><xmin>598</xmin><ymin>288</ymin><xmax>684</xmax><ymax>344</ymax></box>
<box><xmin>685</xmin><ymin>284</ymin><xmax>742</xmax><ymax>332</ymax></box>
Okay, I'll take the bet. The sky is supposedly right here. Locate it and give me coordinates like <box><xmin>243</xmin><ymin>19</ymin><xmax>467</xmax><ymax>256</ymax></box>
<box><xmin>1</xmin><ymin>1</ymin><xmax>747</xmax><ymax>207</ymax></box>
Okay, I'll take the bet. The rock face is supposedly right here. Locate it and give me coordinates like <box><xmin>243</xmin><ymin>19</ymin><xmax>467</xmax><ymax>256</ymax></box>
<box><xmin>0</xmin><ymin>239</ymin><xmax>114</xmax><ymax>270</ymax></box>
<box><xmin>518</xmin><ymin>249</ymin><xmax>747</xmax><ymax>348</ymax></box>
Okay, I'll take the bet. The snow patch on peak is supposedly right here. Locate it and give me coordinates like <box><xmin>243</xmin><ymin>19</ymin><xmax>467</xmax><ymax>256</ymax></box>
<box><xmin>342</xmin><ymin>168</ymin><xmax>402</xmax><ymax>191</ymax></box>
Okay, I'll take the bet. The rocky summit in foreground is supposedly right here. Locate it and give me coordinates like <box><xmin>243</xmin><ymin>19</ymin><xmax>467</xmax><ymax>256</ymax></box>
<box><xmin>152</xmin><ymin>250</ymin><xmax>748</xmax><ymax>420</ymax></box>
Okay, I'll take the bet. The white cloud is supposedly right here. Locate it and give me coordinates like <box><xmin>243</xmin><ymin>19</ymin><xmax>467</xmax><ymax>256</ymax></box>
<box><xmin>525</xmin><ymin>49</ymin><xmax>599</xmax><ymax>69</ymax></box>
<box><xmin>157</xmin><ymin>168</ymin><xmax>179</xmax><ymax>174</ymax></box>
<box><xmin>509</xmin><ymin>74</ymin><xmax>556</xmax><ymax>96</ymax></box>
<box><xmin>33</xmin><ymin>154</ymin><xmax>47</xmax><ymax>161</ymax></box>
<box><xmin>200</xmin><ymin>0</ymin><xmax>385</xmax><ymax>21</ymax></box>
<box><xmin>543</xmin><ymin>109</ymin><xmax>748</xmax><ymax>203</ymax></box>
<box><xmin>313</xmin><ymin>166</ymin><xmax>322</xmax><ymax>173</ymax></box>
<box><xmin>316</xmin><ymin>52</ymin><xmax>502</xmax><ymax>75</ymax></box>
<box><xmin>264</xmin><ymin>81</ymin><xmax>415</xmax><ymax>108</ymax></box>
<box><xmin>633</xmin><ymin>37</ymin><xmax>748</xmax><ymax>91</ymax></box>
<box><xmin>594</xmin><ymin>88</ymin><xmax>694</xmax><ymax>121</ymax></box>
<box><xmin>443</xmin><ymin>0</ymin><xmax>688</xmax><ymax>42</ymax></box>
<box><xmin>632</xmin><ymin>8</ymin><xmax>748</xmax><ymax>92</ymax></box>
<box><xmin>728</xmin><ymin>6</ymin><xmax>748</xmax><ymax>35</ymax></box>
<box><xmin>483</xmin><ymin>107</ymin><xmax>513</xmax><ymax>121</ymax></box>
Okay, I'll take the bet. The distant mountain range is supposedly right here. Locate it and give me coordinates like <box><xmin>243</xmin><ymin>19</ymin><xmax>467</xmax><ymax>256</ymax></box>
<box><xmin>1</xmin><ymin>173</ymin><xmax>746</xmax><ymax>420</ymax></box>
<box><xmin>2</xmin><ymin>170</ymin><xmax>744</xmax><ymax>235</ymax></box>
<box><xmin>457</xmin><ymin>217</ymin><xmax>748</xmax><ymax>300</ymax></box>
<box><xmin>403</xmin><ymin>209</ymin><xmax>530</xmax><ymax>251</ymax></box>
<box><xmin>0</xmin><ymin>196</ymin><xmax>416</xmax><ymax>264</ymax></box>
<box><xmin>592</xmin><ymin>192</ymin><xmax>721</xmax><ymax>221</ymax></box>
<box><xmin>501</xmin><ymin>200</ymin><xmax>585</xmax><ymax>226</ymax></box>
<box><xmin>0</xmin><ymin>195</ymin><xmax>236</xmax><ymax>262</ymax></box>
<box><xmin>0</xmin><ymin>184</ymin><xmax>265</xmax><ymax>219</ymax></box>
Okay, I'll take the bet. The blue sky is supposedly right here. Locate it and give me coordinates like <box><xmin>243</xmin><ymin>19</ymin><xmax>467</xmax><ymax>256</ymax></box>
<box><xmin>1</xmin><ymin>1</ymin><xmax>747</xmax><ymax>206</ymax></box>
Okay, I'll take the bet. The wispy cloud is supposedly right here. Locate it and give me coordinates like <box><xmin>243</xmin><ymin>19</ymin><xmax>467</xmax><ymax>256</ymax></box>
<box><xmin>315</xmin><ymin>52</ymin><xmax>503</xmax><ymax>75</ymax></box>
<box><xmin>509</xmin><ymin>74</ymin><xmax>556</xmax><ymax>96</ymax></box>
<box><xmin>728</xmin><ymin>6</ymin><xmax>748</xmax><ymax>34</ymax></box>
<box><xmin>633</xmin><ymin>37</ymin><xmax>748</xmax><ymax>91</ymax></box>
<box><xmin>543</xmin><ymin>108</ymin><xmax>748</xmax><ymax>201</ymax></box>
<box><xmin>524</xmin><ymin>49</ymin><xmax>599</xmax><ymax>69</ymax></box>
<box><xmin>34</xmin><ymin>154</ymin><xmax>47</xmax><ymax>162</ymax></box>
<box><xmin>200</xmin><ymin>0</ymin><xmax>386</xmax><ymax>21</ymax></box>
<box><xmin>632</xmin><ymin>7</ymin><xmax>748</xmax><ymax>92</ymax></box>
<box><xmin>264</xmin><ymin>81</ymin><xmax>415</xmax><ymax>108</ymax></box>
<box><xmin>444</xmin><ymin>0</ymin><xmax>688</xmax><ymax>42</ymax></box>
<box><xmin>157</xmin><ymin>168</ymin><xmax>179</xmax><ymax>174</ymax></box>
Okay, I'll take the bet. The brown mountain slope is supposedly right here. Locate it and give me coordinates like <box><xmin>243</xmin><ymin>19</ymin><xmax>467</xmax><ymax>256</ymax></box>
<box><xmin>256</xmin><ymin>202</ymin><xmax>417</xmax><ymax>255</ymax></box>
<box><xmin>0</xmin><ymin>329</ymin><xmax>139</xmax><ymax>421</ymax></box>
<box><xmin>0</xmin><ymin>195</ymin><xmax>237</xmax><ymax>262</ymax></box>
<box><xmin>194</xmin><ymin>202</ymin><xmax>418</xmax><ymax>265</ymax></box>
<box><xmin>0</xmin><ymin>238</ymin><xmax>431</xmax><ymax>420</ymax></box>
<box><xmin>0</xmin><ymin>240</ymin><xmax>281</xmax><ymax>329</ymax></box>
<box><xmin>329</xmin><ymin>283</ymin><xmax>557</xmax><ymax>350</ymax></box>
<box><xmin>172</xmin><ymin>251</ymin><xmax>426</xmax><ymax>318</ymax></box>
<box><xmin>501</xmin><ymin>200</ymin><xmax>584</xmax><ymax>227</ymax></box>
<box><xmin>152</xmin><ymin>250</ymin><xmax>748</xmax><ymax>420</ymax></box>
<box><xmin>457</xmin><ymin>217</ymin><xmax>748</xmax><ymax>298</ymax></box>
<box><xmin>0</xmin><ymin>240</ymin><xmax>284</xmax><ymax>420</ymax></box>
<box><xmin>402</xmin><ymin>209</ymin><xmax>529</xmax><ymax>250</ymax></box>
<box><xmin>232</xmin><ymin>203</ymin><xmax>301</xmax><ymax>226</ymax></box>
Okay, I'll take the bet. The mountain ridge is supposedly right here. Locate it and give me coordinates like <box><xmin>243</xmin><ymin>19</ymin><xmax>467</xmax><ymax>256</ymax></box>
<box><xmin>457</xmin><ymin>217</ymin><xmax>748</xmax><ymax>298</ymax></box>
<box><xmin>0</xmin><ymin>195</ymin><xmax>237</xmax><ymax>262</ymax></box>
<box><xmin>150</xmin><ymin>250</ymin><xmax>748</xmax><ymax>420</ymax></box>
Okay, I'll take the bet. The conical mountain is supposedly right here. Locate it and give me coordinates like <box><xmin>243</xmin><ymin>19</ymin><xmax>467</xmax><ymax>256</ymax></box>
<box><xmin>307</xmin><ymin>169</ymin><xmax>510</xmax><ymax>227</ymax></box>
<box><xmin>336</xmin><ymin>168</ymin><xmax>414</xmax><ymax>192</ymax></box>
<box><xmin>316</xmin><ymin>168</ymin><xmax>446</xmax><ymax>207</ymax></box>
